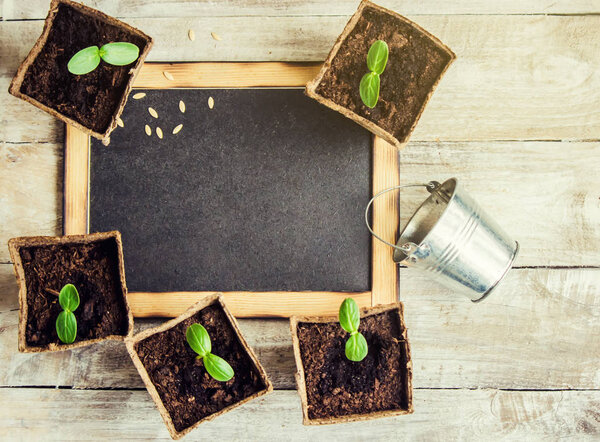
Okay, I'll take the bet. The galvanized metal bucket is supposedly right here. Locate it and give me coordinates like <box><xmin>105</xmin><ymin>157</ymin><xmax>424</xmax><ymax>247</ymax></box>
<box><xmin>366</xmin><ymin>178</ymin><xmax>519</xmax><ymax>302</ymax></box>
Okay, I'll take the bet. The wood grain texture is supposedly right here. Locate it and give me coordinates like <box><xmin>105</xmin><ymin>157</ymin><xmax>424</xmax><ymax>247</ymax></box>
<box><xmin>371</xmin><ymin>137</ymin><xmax>399</xmax><ymax>306</ymax></box>
<box><xmin>2</xmin><ymin>266</ymin><xmax>599</xmax><ymax>390</ymax></box>
<box><xmin>1</xmin><ymin>388</ymin><xmax>598</xmax><ymax>440</ymax></box>
<box><xmin>127</xmin><ymin>291</ymin><xmax>372</xmax><ymax>318</ymax></box>
<box><xmin>0</xmin><ymin>142</ymin><xmax>62</xmax><ymax>260</ymax></box>
<box><xmin>63</xmin><ymin>126</ymin><xmax>88</xmax><ymax>235</ymax></box>
<box><xmin>4</xmin><ymin>140</ymin><xmax>597</xmax><ymax>265</ymax></box>
<box><xmin>399</xmin><ymin>141</ymin><xmax>600</xmax><ymax>267</ymax></box>
<box><xmin>135</xmin><ymin>62</ymin><xmax>321</xmax><ymax>88</ymax></box>
<box><xmin>3</xmin><ymin>15</ymin><xmax>600</xmax><ymax>143</ymax></box>
<box><xmin>3</xmin><ymin>0</ymin><xmax>599</xmax><ymax>19</ymax></box>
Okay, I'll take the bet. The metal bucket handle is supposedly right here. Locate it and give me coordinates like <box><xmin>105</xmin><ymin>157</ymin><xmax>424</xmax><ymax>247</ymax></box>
<box><xmin>365</xmin><ymin>181</ymin><xmax>440</xmax><ymax>256</ymax></box>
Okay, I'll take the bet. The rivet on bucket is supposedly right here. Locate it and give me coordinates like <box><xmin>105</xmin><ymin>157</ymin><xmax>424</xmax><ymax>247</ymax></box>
<box><xmin>365</xmin><ymin>178</ymin><xmax>519</xmax><ymax>302</ymax></box>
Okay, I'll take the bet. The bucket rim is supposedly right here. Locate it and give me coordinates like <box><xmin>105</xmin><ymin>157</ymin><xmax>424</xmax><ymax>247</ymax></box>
<box><xmin>395</xmin><ymin>177</ymin><xmax>459</xmax><ymax>263</ymax></box>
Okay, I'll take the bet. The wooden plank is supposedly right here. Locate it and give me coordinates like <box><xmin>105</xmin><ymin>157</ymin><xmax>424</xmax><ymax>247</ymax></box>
<box><xmin>63</xmin><ymin>126</ymin><xmax>88</xmax><ymax>235</ymax></box>
<box><xmin>128</xmin><ymin>291</ymin><xmax>372</xmax><ymax>318</ymax></box>
<box><xmin>3</xmin><ymin>0</ymin><xmax>599</xmax><ymax>20</ymax></box>
<box><xmin>371</xmin><ymin>137</ymin><xmax>399</xmax><ymax>306</ymax></box>
<box><xmin>399</xmin><ymin>141</ymin><xmax>600</xmax><ymax>267</ymax></box>
<box><xmin>3</xmin><ymin>15</ymin><xmax>600</xmax><ymax>143</ymax></box>
<box><xmin>1</xmin><ymin>388</ymin><xmax>598</xmax><ymax>440</ymax></box>
<box><xmin>2</xmin><ymin>266</ymin><xmax>599</xmax><ymax>390</ymax></box>
<box><xmin>135</xmin><ymin>62</ymin><xmax>321</xmax><ymax>88</ymax></box>
<box><xmin>0</xmin><ymin>142</ymin><xmax>62</xmax><ymax>260</ymax></box>
<box><xmin>3</xmin><ymin>140</ymin><xmax>598</xmax><ymax>265</ymax></box>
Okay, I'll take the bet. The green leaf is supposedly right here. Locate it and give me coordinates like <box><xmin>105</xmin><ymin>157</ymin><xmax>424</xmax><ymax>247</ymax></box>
<box><xmin>59</xmin><ymin>284</ymin><xmax>80</xmax><ymax>312</ymax></box>
<box><xmin>56</xmin><ymin>310</ymin><xmax>77</xmax><ymax>344</ymax></box>
<box><xmin>67</xmin><ymin>46</ymin><xmax>101</xmax><ymax>75</ymax></box>
<box><xmin>345</xmin><ymin>332</ymin><xmax>368</xmax><ymax>362</ymax></box>
<box><xmin>339</xmin><ymin>298</ymin><xmax>360</xmax><ymax>333</ymax></box>
<box><xmin>359</xmin><ymin>72</ymin><xmax>380</xmax><ymax>108</ymax></box>
<box><xmin>186</xmin><ymin>323</ymin><xmax>211</xmax><ymax>358</ymax></box>
<box><xmin>99</xmin><ymin>42</ymin><xmax>140</xmax><ymax>66</ymax></box>
<box><xmin>203</xmin><ymin>352</ymin><xmax>234</xmax><ymax>382</ymax></box>
<box><xmin>367</xmin><ymin>40</ymin><xmax>389</xmax><ymax>75</ymax></box>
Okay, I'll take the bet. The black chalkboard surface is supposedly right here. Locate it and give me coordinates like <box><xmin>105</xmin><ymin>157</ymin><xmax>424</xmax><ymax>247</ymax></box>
<box><xmin>90</xmin><ymin>88</ymin><xmax>372</xmax><ymax>293</ymax></box>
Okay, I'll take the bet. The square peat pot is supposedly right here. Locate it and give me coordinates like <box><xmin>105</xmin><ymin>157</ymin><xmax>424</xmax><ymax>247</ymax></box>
<box><xmin>7</xmin><ymin>231</ymin><xmax>132</xmax><ymax>353</ymax></box>
<box><xmin>306</xmin><ymin>0</ymin><xmax>455</xmax><ymax>148</ymax></box>
<box><xmin>290</xmin><ymin>303</ymin><xmax>413</xmax><ymax>424</ymax></box>
<box><xmin>126</xmin><ymin>294</ymin><xmax>273</xmax><ymax>440</ymax></box>
<box><xmin>8</xmin><ymin>0</ymin><xmax>153</xmax><ymax>143</ymax></box>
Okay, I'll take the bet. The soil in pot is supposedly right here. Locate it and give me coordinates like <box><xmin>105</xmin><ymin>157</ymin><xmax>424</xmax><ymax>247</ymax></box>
<box><xmin>314</xmin><ymin>3</ymin><xmax>454</xmax><ymax>143</ymax></box>
<box><xmin>19</xmin><ymin>237</ymin><xmax>128</xmax><ymax>347</ymax></box>
<box><xmin>134</xmin><ymin>304</ymin><xmax>268</xmax><ymax>433</ymax></box>
<box><xmin>19</xmin><ymin>2</ymin><xmax>149</xmax><ymax>133</ymax></box>
<box><xmin>297</xmin><ymin>309</ymin><xmax>409</xmax><ymax>420</ymax></box>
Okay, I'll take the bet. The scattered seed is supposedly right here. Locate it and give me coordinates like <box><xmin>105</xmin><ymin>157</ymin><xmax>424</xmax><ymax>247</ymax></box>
<box><xmin>179</xmin><ymin>100</ymin><xmax>186</xmax><ymax>113</ymax></box>
<box><xmin>156</xmin><ymin>127</ymin><xmax>163</xmax><ymax>139</ymax></box>
<box><xmin>133</xmin><ymin>92</ymin><xmax>146</xmax><ymax>99</ymax></box>
<box><xmin>208</xmin><ymin>96</ymin><xmax>214</xmax><ymax>109</ymax></box>
<box><xmin>211</xmin><ymin>32</ymin><xmax>221</xmax><ymax>41</ymax></box>
<box><xmin>163</xmin><ymin>71</ymin><xmax>174</xmax><ymax>81</ymax></box>
<box><xmin>116</xmin><ymin>117</ymin><xmax>124</xmax><ymax>128</ymax></box>
<box><xmin>188</xmin><ymin>29</ymin><xmax>195</xmax><ymax>41</ymax></box>
<box><xmin>148</xmin><ymin>107</ymin><xmax>158</xmax><ymax>118</ymax></box>
<box><xmin>173</xmin><ymin>124</ymin><xmax>183</xmax><ymax>134</ymax></box>
<box><xmin>145</xmin><ymin>125</ymin><xmax>151</xmax><ymax>136</ymax></box>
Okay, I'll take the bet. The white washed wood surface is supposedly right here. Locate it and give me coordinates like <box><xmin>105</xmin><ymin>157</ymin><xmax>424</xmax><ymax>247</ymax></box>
<box><xmin>2</xmin><ymin>15</ymin><xmax>600</xmax><ymax>143</ymax></box>
<box><xmin>2</xmin><ymin>267</ymin><xmax>599</xmax><ymax>390</ymax></box>
<box><xmin>3</xmin><ymin>0</ymin><xmax>599</xmax><ymax>19</ymax></box>
<box><xmin>2</xmin><ymin>140</ymin><xmax>598</xmax><ymax>265</ymax></box>
<box><xmin>1</xmin><ymin>388</ymin><xmax>599</xmax><ymax>440</ymax></box>
<box><xmin>1</xmin><ymin>0</ymin><xmax>600</xmax><ymax>439</ymax></box>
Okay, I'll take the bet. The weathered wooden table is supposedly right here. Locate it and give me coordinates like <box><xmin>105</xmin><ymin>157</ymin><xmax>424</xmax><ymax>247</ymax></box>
<box><xmin>1</xmin><ymin>1</ymin><xmax>599</xmax><ymax>440</ymax></box>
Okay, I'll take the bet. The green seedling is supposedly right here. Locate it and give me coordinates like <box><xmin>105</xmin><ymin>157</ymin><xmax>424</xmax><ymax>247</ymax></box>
<box><xmin>339</xmin><ymin>298</ymin><xmax>368</xmax><ymax>362</ymax></box>
<box><xmin>55</xmin><ymin>284</ymin><xmax>80</xmax><ymax>344</ymax></box>
<box><xmin>186</xmin><ymin>323</ymin><xmax>234</xmax><ymax>382</ymax></box>
<box><xmin>67</xmin><ymin>42</ymin><xmax>140</xmax><ymax>75</ymax></box>
<box><xmin>359</xmin><ymin>40</ymin><xmax>389</xmax><ymax>108</ymax></box>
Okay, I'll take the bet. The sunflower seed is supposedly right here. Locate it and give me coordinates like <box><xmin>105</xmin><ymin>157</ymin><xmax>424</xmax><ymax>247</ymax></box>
<box><xmin>211</xmin><ymin>32</ymin><xmax>221</xmax><ymax>41</ymax></box>
<box><xmin>188</xmin><ymin>29</ymin><xmax>195</xmax><ymax>41</ymax></box>
<box><xmin>172</xmin><ymin>124</ymin><xmax>183</xmax><ymax>134</ymax></box>
<box><xmin>145</xmin><ymin>125</ymin><xmax>151</xmax><ymax>136</ymax></box>
<box><xmin>156</xmin><ymin>127</ymin><xmax>163</xmax><ymax>139</ymax></box>
<box><xmin>133</xmin><ymin>92</ymin><xmax>146</xmax><ymax>99</ymax></box>
<box><xmin>208</xmin><ymin>96</ymin><xmax>214</xmax><ymax>109</ymax></box>
<box><xmin>179</xmin><ymin>100</ymin><xmax>186</xmax><ymax>113</ymax></box>
<box><xmin>116</xmin><ymin>117</ymin><xmax>124</xmax><ymax>127</ymax></box>
<box><xmin>148</xmin><ymin>107</ymin><xmax>158</xmax><ymax>118</ymax></box>
<box><xmin>163</xmin><ymin>71</ymin><xmax>174</xmax><ymax>81</ymax></box>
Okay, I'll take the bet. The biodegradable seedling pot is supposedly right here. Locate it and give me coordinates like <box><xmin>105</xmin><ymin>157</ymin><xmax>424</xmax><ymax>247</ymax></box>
<box><xmin>306</xmin><ymin>0</ymin><xmax>455</xmax><ymax>148</ymax></box>
<box><xmin>9</xmin><ymin>0</ymin><xmax>153</xmax><ymax>143</ymax></box>
<box><xmin>7</xmin><ymin>231</ymin><xmax>132</xmax><ymax>353</ymax></box>
<box><xmin>290</xmin><ymin>302</ymin><xmax>413</xmax><ymax>425</ymax></box>
<box><xmin>126</xmin><ymin>294</ymin><xmax>273</xmax><ymax>440</ymax></box>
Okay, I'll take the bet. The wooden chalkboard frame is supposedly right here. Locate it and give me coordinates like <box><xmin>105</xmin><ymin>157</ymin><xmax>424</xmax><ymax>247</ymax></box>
<box><xmin>64</xmin><ymin>62</ymin><xmax>399</xmax><ymax>318</ymax></box>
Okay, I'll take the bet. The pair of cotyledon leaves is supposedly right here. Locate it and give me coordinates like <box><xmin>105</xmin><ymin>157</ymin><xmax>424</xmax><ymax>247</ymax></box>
<box><xmin>67</xmin><ymin>42</ymin><xmax>140</xmax><ymax>75</ymax></box>
<box><xmin>339</xmin><ymin>298</ymin><xmax>369</xmax><ymax>362</ymax></box>
<box><xmin>359</xmin><ymin>40</ymin><xmax>389</xmax><ymax>109</ymax></box>
<box><xmin>186</xmin><ymin>323</ymin><xmax>235</xmax><ymax>382</ymax></box>
<box><xmin>56</xmin><ymin>283</ymin><xmax>79</xmax><ymax>344</ymax></box>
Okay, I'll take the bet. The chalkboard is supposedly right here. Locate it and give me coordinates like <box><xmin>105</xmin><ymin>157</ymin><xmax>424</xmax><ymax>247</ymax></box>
<box><xmin>89</xmin><ymin>88</ymin><xmax>372</xmax><ymax>293</ymax></box>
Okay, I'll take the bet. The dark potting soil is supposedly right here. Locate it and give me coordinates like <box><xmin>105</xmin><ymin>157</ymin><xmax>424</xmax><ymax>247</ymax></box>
<box><xmin>297</xmin><ymin>310</ymin><xmax>409</xmax><ymax>419</ymax></box>
<box><xmin>315</xmin><ymin>5</ymin><xmax>453</xmax><ymax>142</ymax></box>
<box><xmin>134</xmin><ymin>305</ymin><xmax>267</xmax><ymax>433</ymax></box>
<box><xmin>20</xmin><ymin>3</ymin><xmax>148</xmax><ymax>133</ymax></box>
<box><xmin>19</xmin><ymin>238</ymin><xmax>128</xmax><ymax>347</ymax></box>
